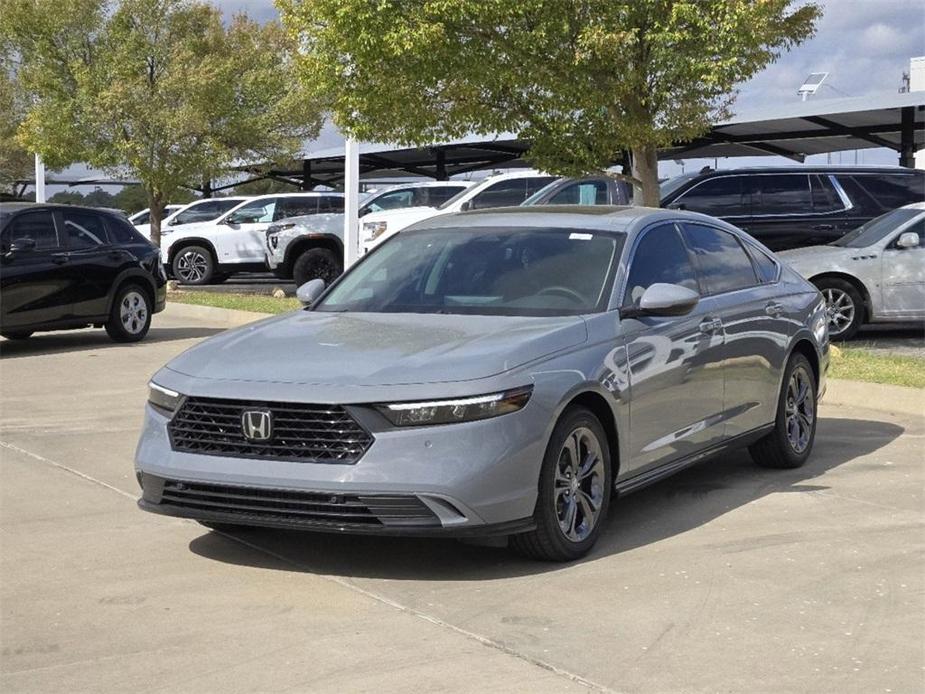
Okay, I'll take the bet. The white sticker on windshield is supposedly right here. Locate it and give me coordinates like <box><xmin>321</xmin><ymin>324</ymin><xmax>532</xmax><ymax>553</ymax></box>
<box><xmin>569</xmin><ymin>233</ymin><xmax>593</xmax><ymax>240</ymax></box>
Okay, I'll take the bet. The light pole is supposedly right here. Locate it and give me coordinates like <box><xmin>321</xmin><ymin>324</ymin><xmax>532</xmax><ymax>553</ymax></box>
<box><xmin>34</xmin><ymin>153</ymin><xmax>46</xmax><ymax>202</ymax></box>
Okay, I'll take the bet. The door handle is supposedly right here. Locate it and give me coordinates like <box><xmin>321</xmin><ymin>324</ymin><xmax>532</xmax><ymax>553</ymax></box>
<box><xmin>765</xmin><ymin>302</ymin><xmax>784</xmax><ymax>317</ymax></box>
<box><xmin>52</xmin><ymin>255</ymin><xmax>68</xmax><ymax>265</ymax></box>
<box><xmin>812</xmin><ymin>224</ymin><xmax>835</xmax><ymax>231</ymax></box>
<box><xmin>699</xmin><ymin>317</ymin><xmax>722</xmax><ymax>333</ymax></box>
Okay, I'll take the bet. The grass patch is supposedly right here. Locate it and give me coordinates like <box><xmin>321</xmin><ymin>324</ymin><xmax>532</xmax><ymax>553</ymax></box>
<box><xmin>829</xmin><ymin>345</ymin><xmax>925</xmax><ymax>389</ymax></box>
<box><xmin>169</xmin><ymin>291</ymin><xmax>301</xmax><ymax>315</ymax></box>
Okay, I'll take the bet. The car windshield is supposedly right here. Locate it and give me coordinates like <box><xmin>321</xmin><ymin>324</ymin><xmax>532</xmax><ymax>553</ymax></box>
<box><xmin>831</xmin><ymin>208</ymin><xmax>923</xmax><ymax>248</ymax></box>
<box><xmin>316</xmin><ymin>227</ymin><xmax>624</xmax><ymax>316</ymax></box>
<box><xmin>659</xmin><ymin>172</ymin><xmax>699</xmax><ymax>199</ymax></box>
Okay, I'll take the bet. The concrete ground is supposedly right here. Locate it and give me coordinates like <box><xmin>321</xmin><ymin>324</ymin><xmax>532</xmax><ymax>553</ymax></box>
<box><xmin>1</xmin><ymin>306</ymin><xmax>923</xmax><ymax>693</ymax></box>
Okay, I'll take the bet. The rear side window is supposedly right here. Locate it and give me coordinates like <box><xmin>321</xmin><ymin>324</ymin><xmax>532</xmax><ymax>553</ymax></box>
<box><xmin>2</xmin><ymin>210</ymin><xmax>60</xmax><ymax>249</ymax></box>
<box><xmin>623</xmin><ymin>224</ymin><xmax>699</xmax><ymax>305</ymax></box>
<box><xmin>852</xmin><ymin>174</ymin><xmax>925</xmax><ymax>209</ymax></box>
<box><xmin>470</xmin><ymin>177</ymin><xmax>557</xmax><ymax>209</ymax></box>
<box><xmin>673</xmin><ymin>176</ymin><xmax>744</xmax><ymax>216</ymax></box>
<box><xmin>744</xmin><ymin>245</ymin><xmax>780</xmax><ymax>283</ymax></box>
<box><xmin>811</xmin><ymin>175</ymin><xmax>842</xmax><ymax>213</ymax></box>
<box><xmin>62</xmin><ymin>209</ymin><xmax>108</xmax><ymax>250</ymax></box>
<box><xmin>751</xmin><ymin>174</ymin><xmax>811</xmax><ymax>215</ymax></box>
<box><xmin>318</xmin><ymin>196</ymin><xmax>344</xmax><ymax>212</ymax></box>
<box><xmin>275</xmin><ymin>197</ymin><xmax>319</xmax><ymax>220</ymax></box>
<box><xmin>681</xmin><ymin>224</ymin><xmax>758</xmax><ymax>294</ymax></box>
<box><xmin>426</xmin><ymin>186</ymin><xmax>466</xmax><ymax>206</ymax></box>
<box><xmin>106</xmin><ymin>216</ymin><xmax>145</xmax><ymax>244</ymax></box>
<box><xmin>548</xmin><ymin>180</ymin><xmax>609</xmax><ymax>205</ymax></box>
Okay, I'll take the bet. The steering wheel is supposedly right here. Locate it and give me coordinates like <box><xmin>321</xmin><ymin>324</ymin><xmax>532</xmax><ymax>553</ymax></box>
<box><xmin>537</xmin><ymin>285</ymin><xmax>586</xmax><ymax>305</ymax></box>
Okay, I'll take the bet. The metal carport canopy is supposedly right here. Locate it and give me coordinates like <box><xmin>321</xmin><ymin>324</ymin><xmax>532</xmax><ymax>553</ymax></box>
<box><xmin>252</xmin><ymin>91</ymin><xmax>924</xmax><ymax>186</ymax></box>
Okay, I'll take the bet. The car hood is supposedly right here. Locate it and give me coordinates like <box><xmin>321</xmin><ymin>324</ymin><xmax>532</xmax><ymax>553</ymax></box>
<box><xmin>165</xmin><ymin>310</ymin><xmax>588</xmax><ymax>387</ymax></box>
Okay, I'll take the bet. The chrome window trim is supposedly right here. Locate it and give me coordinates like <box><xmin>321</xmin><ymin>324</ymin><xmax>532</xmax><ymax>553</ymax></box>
<box><xmin>673</xmin><ymin>172</ymin><xmax>854</xmax><ymax>219</ymax></box>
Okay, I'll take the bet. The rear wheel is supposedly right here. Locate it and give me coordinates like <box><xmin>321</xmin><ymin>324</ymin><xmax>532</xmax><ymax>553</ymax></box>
<box><xmin>172</xmin><ymin>245</ymin><xmax>215</xmax><ymax>285</ymax></box>
<box><xmin>812</xmin><ymin>277</ymin><xmax>863</xmax><ymax>341</ymax></box>
<box><xmin>749</xmin><ymin>353</ymin><xmax>817</xmax><ymax>469</ymax></box>
<box><xmin>105</xmin><ymin>284</ymin><xmax>152</xmax><ymax>342</ymax></box>
<box><xmin>1</xmin><ymin>331</ymin><xmax>33</xmax><ymax>340</ymax></box>
<box><xmin>510</xmin><ymin>406</ymin><xmax>612</xmax><ymax>561</ymax></box>
<box><xmin>292</xmin><ymin>247</ymin><xmax>342</xmax><ymax>287</ymax></box>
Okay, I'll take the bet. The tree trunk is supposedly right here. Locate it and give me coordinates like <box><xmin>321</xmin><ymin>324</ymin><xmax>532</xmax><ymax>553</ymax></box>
<box><xmin>630</xmin><ymin>144</ymin><xmax>660</xmax><ymax>208</ymax></box>
<box><xmin>148</xmin><ymin>190</ymin><xmax>165</xmax><ymax>248</ymax></box>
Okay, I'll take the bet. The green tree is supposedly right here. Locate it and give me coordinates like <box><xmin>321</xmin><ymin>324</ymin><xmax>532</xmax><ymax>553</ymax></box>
<box><xmin>231</xmin><ymin>176</ymin><xmax>301</xmax><ymax>196</ymax></box>
<box><xmin>280</xmin><ymin>0</ymin><xmax>819</xmax><ymax>205</ymax></box>
<box><xmin>2</xmin><ymin>0</ymin><xmax>321</xmax><ymax>245</ymax></box>
<box><xmin>0</xmin><ymin>47</ymin><xmax>33</xmax><ymax>197</ymax></box>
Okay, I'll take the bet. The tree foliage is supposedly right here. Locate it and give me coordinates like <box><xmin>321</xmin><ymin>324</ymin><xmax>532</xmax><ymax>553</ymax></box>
<box><xmin>280</xmin><ymin>0</ymin><xmax>819</xmax><ymax>205</ymax></box>
<box><xmin>1</xmin><ymin>0</ymin><xmax>321</xmax><ymax>244</ymax></box>
<box><xmin>0</xmin><ymin>47</ymin><xmax>34</xmax><ymax>196</ymax></box>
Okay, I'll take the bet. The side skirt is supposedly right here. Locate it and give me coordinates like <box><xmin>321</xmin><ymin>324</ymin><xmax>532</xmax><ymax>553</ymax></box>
<box><xmin>614</xmin><ymin>424</ymin><xmax>774</xmax><ymax>497</ymax></box>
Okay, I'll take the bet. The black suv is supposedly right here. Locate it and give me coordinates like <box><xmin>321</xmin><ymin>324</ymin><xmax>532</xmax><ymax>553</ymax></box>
<box><xmin>660</xmin><ymin>167</ymin><xmax>925</xmax><ymax>250</ymax></box>
<box><xmin>0</xmin><ymin>203</ymin><xmax>166</xmax><ymax>342</ymax></box>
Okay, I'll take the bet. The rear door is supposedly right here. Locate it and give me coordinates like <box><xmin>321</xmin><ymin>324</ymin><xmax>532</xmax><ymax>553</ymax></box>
<box><xmin>679</xmin><ymin>222</ymin><xmax>789</xmax><ymax>437</ymax></box>
<box><xmin>736</xmin><ymin>174</ymin><xmax>817</xmax><ymax>250</ymax></box>
<box><xmin>0</xmin><ymin>209</ymin><xmax>72</xmax><ymax>329</ymax></box>
<box><xmin>60</xmin><ymin>208</ymin><xmax>126</xmax><ymax>319</ymax></box>
<box><xmin>620</xmin><ymin>223</ymin><xmax>726</xmax><ymax>474</ymax></box>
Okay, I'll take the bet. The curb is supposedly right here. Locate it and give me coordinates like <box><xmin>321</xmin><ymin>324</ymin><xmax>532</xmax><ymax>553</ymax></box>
<box><xmin>162</xmin><ymin>301</ymin><xmax>923</xmax><ymax>417</ymax></box>
<box><xmin>822</xmin><ymin>379</ymin><xmax>923</xmax><ymax>418</ymax></box>
<box><xmin>163</xmin><ymin>301</ymin><xmax>272</xmax><ymax>328</ymax></box>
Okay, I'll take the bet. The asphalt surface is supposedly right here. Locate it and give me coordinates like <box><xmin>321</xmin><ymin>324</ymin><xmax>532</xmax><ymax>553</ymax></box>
<box><xmin>1</xmin><ymin>308</ymin><xmax>923</xmax><ymax>693</ymax></box>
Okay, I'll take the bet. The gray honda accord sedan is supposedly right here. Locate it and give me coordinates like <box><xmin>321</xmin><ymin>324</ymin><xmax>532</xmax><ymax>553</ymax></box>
<box><xmin>136</xmin><ymin>206</ymin><xmax>829</xmax><ymax>561</ymax></box>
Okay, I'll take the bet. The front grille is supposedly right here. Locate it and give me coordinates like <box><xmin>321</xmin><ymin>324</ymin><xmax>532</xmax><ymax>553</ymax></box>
<box><xmin>168</xmin><ymin>397</ymin><xmax>373</xmax><ymax>463</ymax></box>
<box><xmin>156</xmin><ymin>478</ymin><xmax>439</xmax><ymax>528</ymax></box>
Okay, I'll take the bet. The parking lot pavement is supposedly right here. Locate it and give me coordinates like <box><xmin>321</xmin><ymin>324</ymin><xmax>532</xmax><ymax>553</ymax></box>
<box><xmin>2</xmin><ymin>310</ymin><xmax>923</xmax><ymax>693</ymax></box>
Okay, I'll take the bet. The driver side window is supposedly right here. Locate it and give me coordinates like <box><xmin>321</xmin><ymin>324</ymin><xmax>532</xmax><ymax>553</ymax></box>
<box><xmin>623</xmin><ymin>224</ymin><xmax>699</xmax><ymax>305</ymax></box>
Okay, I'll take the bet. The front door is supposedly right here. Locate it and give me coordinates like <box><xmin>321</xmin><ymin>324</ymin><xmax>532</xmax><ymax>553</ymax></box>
<box><xmin>0</xmin><ymin>209</ymin><xmax>72</xmax><ymax>330</ymax></box>
<box><xmin>214</xmin><ymin>197</ymin><xmax>279</xmax><ymax>264</ymax></box>
<box><xmin>880</xmin><ymin>218</ymin><xmax>925</xmax><ymax>318</ymax></box>
<box><xmin>620</xmin><ymin>223</ymin><xmax>726</xmax><ymax>474</ymax></box>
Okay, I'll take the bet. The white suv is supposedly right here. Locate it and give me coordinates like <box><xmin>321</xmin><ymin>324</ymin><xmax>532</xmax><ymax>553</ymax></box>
<box><xmin>360</xmin><ymin>171</ymin><xmax>557</xmax><ymax>253</ymax></box>
<box><xmin>163</xmin><ymin>192</ymin><xmax>344</xmax><ymax>284</ymax></box>
<box><xmin>130</xmin><ymin>205</ymin><xmax>184</xmax><ymax>237</ymax></box>
<box><xmin>136</xmin><ymin>197</ymin><xmax>250</xmax><ymax>241</ymax></box>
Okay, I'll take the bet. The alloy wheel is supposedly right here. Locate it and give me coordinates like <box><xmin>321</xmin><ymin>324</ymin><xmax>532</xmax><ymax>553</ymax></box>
<box><xmin>176</xmin><ymin>250</ymin><xmax>209</xmax><ymax>283</ymax></box>
<box><xmin>554</xmin><ymin>427</ymin><xmax>606</xmax><ymax>542</ymax></box>
<box><xmin>120</xmin><ymin>291</ymin><xmax>148</xmax><ymax>335</ymax></box>
<box><xmin>822</xmin><ymin>287</ymin><xmax>855</xmax><ymax>337</ymax></box>
<box><xmin>784</xmin><ymin>365</ymin><xmax>814</xmax><ymax>454</ymax></box>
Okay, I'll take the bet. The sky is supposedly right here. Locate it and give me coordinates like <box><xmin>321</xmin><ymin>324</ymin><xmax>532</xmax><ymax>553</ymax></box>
<box><xmin>53</xmin><ymin>0</ymin><xmax>925</xmax><ymax>194</ymax></box>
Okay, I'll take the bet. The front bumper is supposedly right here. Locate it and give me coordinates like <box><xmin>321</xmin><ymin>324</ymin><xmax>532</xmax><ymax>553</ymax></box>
<box><xmin>135</xmin><ymin>389</ymin><xmax>549</xmax><ymax>536</ymax></box>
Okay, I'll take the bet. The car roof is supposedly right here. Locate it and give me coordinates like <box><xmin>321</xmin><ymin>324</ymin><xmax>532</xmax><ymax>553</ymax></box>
<box><xmin>404</xmin><ymin>204</ymin><xmax>737</xmax><ymax>235</ymax></box>
<box><xmin>681</xmin><ymin>165</ymin><xmax>923</xmax><ymax>176</ymax></box>
<box><xmin>902</xmin><ymin>201</ymin><xmax>925</xmax><ymax>210</ymax></box>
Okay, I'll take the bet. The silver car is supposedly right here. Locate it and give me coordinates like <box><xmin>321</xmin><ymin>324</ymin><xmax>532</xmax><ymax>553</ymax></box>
<box><xmin>136</xmin><ymin>207</ymin><xmax>829</xmax><ymax>561</ymax></box>
<box><xmin>778</xmin><ymin>203</ymin><xmax>925</xmax><ymax>340</ymax></box>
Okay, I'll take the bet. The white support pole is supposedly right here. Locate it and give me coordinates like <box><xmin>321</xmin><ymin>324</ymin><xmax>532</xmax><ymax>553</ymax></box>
<box><xmin>343</xmin><ymin>138</ymin><xmax>360</xmax><ymax>269</ymax></box>
<box><xmin>34</xmin><ymin>153</ymin><xmax>46</xmax><ymax>203</ymax></box>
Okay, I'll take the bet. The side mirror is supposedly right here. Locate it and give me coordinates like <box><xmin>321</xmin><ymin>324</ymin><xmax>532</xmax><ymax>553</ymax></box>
<box><xmin>896</xmin><ymin>231</ymin><xmax>920</xmax><ymax>249</ymax></box>
<box><xmin>296</xmin><ymin>278</ymin><xmax>326</xmax><ymax>306</ymax></box>
<box><xmin>621</xmin><ymin>283</ymin><xmax>699</xmax><ymax>319</ymax></box>
<box><xmin>8</xmin><ymin>237</ymin><xmax>37</xmax><ymax>255</ymax></box>
<box><xmin>460</xmin><ymin>200</ymin><xmax>472</xmax><ymax>212</ymax></box>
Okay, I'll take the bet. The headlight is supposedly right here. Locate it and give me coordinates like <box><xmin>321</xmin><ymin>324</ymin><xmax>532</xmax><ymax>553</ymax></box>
<box><xmin>363</xmin><ymin>221</ymin><xmax>388</xmax><ymax>240</ymax></box>
<box><xmin>148</xmin><ymin>382</ymin><xmax>182</xmax><ymax>416</ymax></box>
<box><xmin>376</xmin><ymin>386</ymin><xmax>533</xmax><ymax>427</ymax></box>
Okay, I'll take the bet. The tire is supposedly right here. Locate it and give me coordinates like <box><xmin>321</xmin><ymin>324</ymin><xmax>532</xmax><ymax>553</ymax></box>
<box><xmin>510</xmin><ymin>406</ymin><xmax>612</xmax><ymax>562</ymax></box>
<box><xmin>210</xmin><ymin>273</ymin><xmax>230</xmax><ymax>284</ymax></box>
<box><xmin>292</xmin><ymin>247</ymin><xmax>342</xmax><ymax>287</ymax></box>
<box><xmin>749</xmin><ymin>353</ymin><xmax>817</xmax><ymax>469</ymax></box>
<box><xmin>812</xmin><ymin>277</ymin><xmax>863</xmax><ymax>341</ymax></box>
<box><xmin>105</xmin><ymin>283</ymin><xmax>152</xmax><ymax>343</ymax></box>
<box><xmin>171</xmin><ymin>245</ymin><xmax>215</xmax><ymax>285</ymax></box>
<box><xmin>1</xmin><ymin>331</ymin><xmax>33</xmax><ymax>340</ymax></box>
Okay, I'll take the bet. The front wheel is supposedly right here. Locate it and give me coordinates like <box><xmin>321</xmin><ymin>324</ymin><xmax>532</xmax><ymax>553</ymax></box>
<box><xmin>510</xmin><ymin>406</ymin><xmax>612</xmax><ymax>561</ymax></box>
<box><xmin>749</xmin><ymin>353</ymin><xmax>817</xmax><ymax>469</ymax></box>
<box><xmin>813</xmin><ymin>277</ymin><xmax>863</xmax><ymax>341</ymax></box>
<box><xmin>292</xmin><ymin>248</ymin><xmax>343</xmax><ymax>287</ymax></box>
<box><xmin>105</xmin><ymin>284</ymin><xmax>152</xmax><ymax>343</ymax></box>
